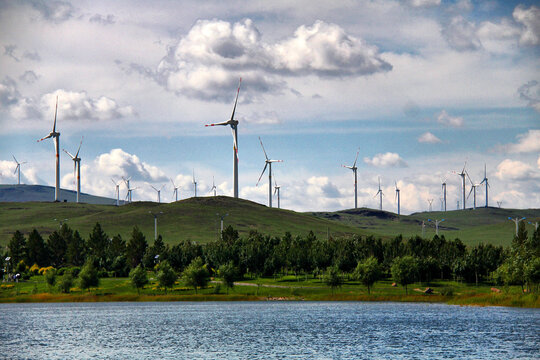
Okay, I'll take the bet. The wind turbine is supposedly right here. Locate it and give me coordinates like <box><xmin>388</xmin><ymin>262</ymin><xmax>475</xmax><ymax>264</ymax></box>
<box><xmin>497</xmin><ymin>201</ymin><xmax>503</xmax><ymax>208</ymax></box>
<box><xmin>111</xmin><ymin>178</ymin><xmax>121</xmax><ymax>206</ymax></box>
<box><xmin>192</xmin><ymin>170</ymin><xmax>197</xmax><ymax>197</ymax></box>
<box><xmin>12</xmin><ymin>155</ymin><xmax>26</xmax><ymax>185</ymax></box>
<box><xmin>441</xmin><ymin>175</ymin><xmax>448</xmax><ymax>212</ymax></box>
<box><xmin>508</xmin><ymin>216</ymin><xmax>526</xmax><ymax>236</ymax></box>
<box><xmin>342</xmin><ymin>149</ymin><xmax>359</xmax><ymax>209</ymax></box>
<box><xmin>171</xmin><ymin>178</ymin><xmax>179</xmax><ymax>202</ymax></box>
<box><xmin>274</xmin><ymin>177</ymin><xmax>281</xmax><ymax>209</ymax></box>
<box><xmin>467</xmin><ymin>172</ymin><xmax>480</xmax><ymax>210</ymax></box>
<box><xmin>63</xmin><ymin>137</ymin><xmax>83</xmax><ymax>203</ymax></box>
<box><xmin>453</xmin><ymin>162</ymin><xmax>467</xmax><ymax>210</ymax></box>
<box><xmin>394</xmin><ymin>181</ymin><xmax>400</xmax><ymax>215</ymax></box>
<box><xmin>205</xmin><ymin>78</ymin><xmax>242</xmax><ymax>198</ymax></box>
<box><xmin>122</xmin><ymin>177</ymin><xmax>132</xmax><ymax>202</ymax></box>
<box><xmin>256</xmin><ymin>137</ymin><xmax>283</xmax><ymax>208</ymax></box>
<box><xmin>151</xmin><ymin>184</ymin><xmax>165</xmax><ymax>203</ymax></box>
<box><xmin>210</xmin><ymin>176</ymin><xmax>217</xmax><ymax>196</ymax></box>
<box><xmin>428</xmin><ymin>199</ymin><xmax>433</xmax><ymax>212</ymax></box>
<box><xmin>125</xmin><ymin>186</ymin><xmax>138</xmax><ymax>202</ymax></box>
<box><xmin>37</xmin><ymin>96</ymin><xmax>60</xmax><ymax>201</ymax></box>
<box><xmin>480</xmin><ymin>164</ymin><xmax>489</xmax><ymax>208</ymax></box>
<box><xmin>428</xmin><ymin>218</ymin><xmax>445</xmax><ymax>236</ymax></box>
<box><xmin>374</xmin><ymin>177</ymin><xmax>383</xmax><ymax>211</ymax></box>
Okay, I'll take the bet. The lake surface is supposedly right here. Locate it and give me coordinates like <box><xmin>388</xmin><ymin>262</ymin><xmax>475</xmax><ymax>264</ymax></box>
<box><xmin>1</xmin><ymin>302</ymin><xmax>538</xmax><ymax>359</ymax></box>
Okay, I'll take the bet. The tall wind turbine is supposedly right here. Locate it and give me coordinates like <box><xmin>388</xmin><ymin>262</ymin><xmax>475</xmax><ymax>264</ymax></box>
<box><xmin>374</xmin><ymin>177</ymin><xmax>383</xmax><ymax>211</ymax></box>
<box><xmin>192</xmin><ymin>170</ymin><xmax>197</xmax><ymax>197</ymax></box>
<box><xmin>37</xmin><ymin>96</ymin><xmax>60</xmax><ymax>201</ymax></box>
<box><xmin>428</xmin><ymin>199</ymin><xmax>433</xmax><ymax>212</ymax></box>
<box><xmin>467</xmin><ymin>172</ymin><xmax>480</xmax><ymax>210</ymax></box>
<box><xmin>441</xmin><ymin>175</ymin><xmax>448</xmax><ymax>212</ymax></box>
<box><xmin>480</xmin><ymin>164</ymin><xmax>489</xmax><ymax>208</ymax></box>
<box><xmin>210</xmin><ymin>176</ymin><xmax>217</xmax><ymax>196</ymax></box>
<box><xmin>151</xmin><ymin>184</ymin><xmax>165</xmax><ymax>203</ymax></box>
<box><xmin>342</xmin><ymin>149</ymin><xmax>359</xmax><ymax>209</ymax></box>
<box><xmin>63</xmin><ymin>138</ymin><xmax>83</xmax><ymax>203</ymax></box>
<box><xmin>12</xmin><ymin>155</ymin><xmax>27</xmax><ymax>185</ymax></box>
<box><xmin>454</xmin><ymin>162</ymin><xmax>467</xmax><ymax>210</ymax></box>
<box><xmin>394</xmin><ymin>181</ymin><xmax>400</xmax><ymax>215</ymax></box>
<box><xmin>205</xmin><ymin>78</ymin><xmax>242</xmax><ymax>198</ymax></box>
<box><xmin>171</xmin><ymin>178</ymin><xmax>179</xmax><ymax>202</ymax></box>
<box><xmin>125</xmin><ymin>186</ymin><xmax>138</xmax><ymax>202</ymax></box>
<box><xmin>123</xmin><ymin>176</ymin><xmax>132</xmax><ymax>202</ymax></box>
<box><xmin>111</xmin><ymin>178</ymin><xmax>121</xmax><ymax>206</ymax></box>
<box><xmin>256</xmin><ymin>137</ymin><xmax>283</xmax><ymax>208</ymax></box>
<box><xmin>274</xmin><ymin>177</ymin><xmax>281</xmax><ymax>209</ymax></box>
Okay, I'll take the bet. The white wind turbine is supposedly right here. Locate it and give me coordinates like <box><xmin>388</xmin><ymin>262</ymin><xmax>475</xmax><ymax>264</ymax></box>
<box><xmin>441</xmin><ymin>175</ymin><xmax>448</xmax><ymax>212</ymax></box>
<box><xmin>453</xmin><ymin>161</ymin><xmax>467</xmax><ymax>210</ymax></box>
<box><xmin>63</xmin><ymin>138</ymin><xmax>83</xmax><ymax>203</ymax></box>
<box><xmin>151</xmin><ymin>184</ymin><xmax>165</xmax><ymax>203</ymax></box>
<box><xmin>394</xmin><ymin>181</ymin><xmax>400</xmax><ymax>215</ymax></box>
<box><xmin>210</xmin><ymin>176</ymin><xmax>217</xmax><ymax>196</ymax></box>
<box><xmin>342</xmin><ymin>149</ymin><xmax>359</xmax><ymax>209</ymax></box>
<box><xmin>480</xmin><ymin>164</ymin><xmax>489</xmax><ymax>208</ymax></box>
<box><xmin>274</xmin><ymin>177</ymin><xmax>281</xmax><ymax>209</ymax></box>
<box><xmin>111</xmin><ymin>178</ymin><xmax>121</xmax><ymax>206</ymax></box>
<box><xmin>205</xmin><ymin>78</ymin><xmax>242</xmax><ymax>198</ymax></box>
<box><xmin>123</xmin><ymin>176</ymin><xmax>132</xmax><ymax>202</ymax></box>
<box><xmin>37</xmin><ymin>96</ymin><xmax>61</xmax><ymax>201</ymax></box>
<box><xmin>256</xmin><ymin>137</ymin><xmax>283</xmax><ymax>208</ymax></box>
<box><xmin>467</xmin><ymin>171</ymin><xmax>481</xmax><ymax>210</ymax></box>
<box><xmin>374</xmin><ymin>177</ymin><xmax>384</xmax><ymax>211</ymax></box>
<box><xmin>12</xmin><ymin>155</ymin><xmax>27</xmax><ymax>185</ymax></box>
<box><xmin>192</xmin><ymin>170</ymin><xmax>197</xmax><ymax>197</ymax></box>
<box><xmin>171</xmin><ymin>178</ymin><xmax>179</xmax><ymax>202</ymax></box>
<box><xmin>125</xmin><ymin>186</ymin><xmax>138</xmax><ymax>202</ymax></box>
<box><xmin>428</xmin><ymin>199</ymin><xmax>433</xmax><ymax>212</ymax></box>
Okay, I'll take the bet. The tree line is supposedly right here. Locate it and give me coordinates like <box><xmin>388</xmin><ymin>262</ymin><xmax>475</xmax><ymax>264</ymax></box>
<box><xmin>3</xmin><ymin>221</ymin><xmax>539</xmax><ymax>293</ymax></box>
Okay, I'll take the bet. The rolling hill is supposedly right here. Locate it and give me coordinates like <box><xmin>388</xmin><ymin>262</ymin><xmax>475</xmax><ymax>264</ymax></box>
<box><xmin>0</xmin><ymin>184</ymin><xmax>125</xmax><ymax>205</ymax></box>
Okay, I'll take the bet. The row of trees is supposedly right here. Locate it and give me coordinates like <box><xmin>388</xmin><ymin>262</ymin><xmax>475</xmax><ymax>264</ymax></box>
<box><xmin>4</xmin><ymin>221</ymin><xmax>539</xmax><ymax>292</ymax></box>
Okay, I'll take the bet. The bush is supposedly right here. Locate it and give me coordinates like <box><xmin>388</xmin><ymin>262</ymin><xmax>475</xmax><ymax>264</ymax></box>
<box><xmin>58</xmin><ymin>272</ymin><xmax>74</xmax><ymax>293</ymax></box>
<box><xmin>157</xmin><ymin>261</ymin><xmax>177</xmax><ymax>293</ymax></box>
<box><xmin>440</xmin><ymin>287</ymin><xmax>454</xmax><ymax>296</ymax></box>
<box><xmin>79</xmin><ymin>260</ymin><xmax>99</xmax><ymax>291</ymax></box>
<box><xmin>129</xmin><ymin>265</ymin><xmax>148</xmax><ymax>295</ymax></box>
<box><xmin>44</xmin><ymin>268</ymin><xmax>57</xmax><ymax>287</ymax></box>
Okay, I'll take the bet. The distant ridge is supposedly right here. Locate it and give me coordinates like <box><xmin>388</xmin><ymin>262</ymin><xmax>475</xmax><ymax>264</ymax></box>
<box><xmin>0</xmin><ymin>184</ymin><xmax>125</xmax><ymax>205</ymax></box>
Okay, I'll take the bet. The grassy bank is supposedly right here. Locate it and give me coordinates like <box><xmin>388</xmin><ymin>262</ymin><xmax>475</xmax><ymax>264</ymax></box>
<box><xmin>1</xmin><ymin>275</ymin><xmax>537</xmax><ymax>308</ymax></box>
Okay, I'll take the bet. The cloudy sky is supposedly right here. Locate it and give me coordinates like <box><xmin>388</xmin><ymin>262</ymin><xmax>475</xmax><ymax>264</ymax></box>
<box><xmin>0</xmin><ymin>0</ymin><xmax>539</xmax><ymax>214</ymax></box>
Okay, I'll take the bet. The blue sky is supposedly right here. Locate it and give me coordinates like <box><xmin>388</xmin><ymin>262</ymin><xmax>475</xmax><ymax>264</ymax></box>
<box><xmin>0</xmin><ymin>0</ymin><xmax>539</xmax><ymax>213</ymax></box>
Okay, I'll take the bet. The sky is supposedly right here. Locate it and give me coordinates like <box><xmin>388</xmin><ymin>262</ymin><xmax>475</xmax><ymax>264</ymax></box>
<box><xmin>0</xmin><ymin>0</ymin><xmax>539</xmax><ymax>214</ymax></box>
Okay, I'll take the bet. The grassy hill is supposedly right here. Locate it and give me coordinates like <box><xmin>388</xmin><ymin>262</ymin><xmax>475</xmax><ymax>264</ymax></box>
<box><xmin>0</xmin><ymin>197</ymin><xmax>369</xmax><ymax>246</ymax></box>
<box><xmin>0</xmin><ymin>184</ymin><xmax>125</xmax><ymax>205</ymax></box>
<box><xmin>310</xmin><ymin>207</ymin><xmax>540</xmax><ymax>247</ymax></box>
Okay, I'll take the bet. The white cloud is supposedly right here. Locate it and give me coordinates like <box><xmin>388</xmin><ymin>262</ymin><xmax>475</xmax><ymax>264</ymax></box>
<box><xmin>503</xmin><ymin>130</ymin><xmax>540</xmax><ymax>153</ymax></box>
<box><xmin>513</xmin><ymin>5</ymin><xmax>540</xmax><ymax>46</ymax></box>
<box><xmin>364</xmin><ymin>152</ymin><xmax>408</xmax><ymax>168</ymax></box>
<box><xmin>436</xmin><ymin>110</ymin><xmax>463</xmax><ymax>127</ymax></box>
<box><xmin>407</xmin><ymin>0</ymin><xmax>441</xmax><ymax>8</ymax></box>
<box><xmin>495</xmin><ymin>159</ymin><xmax>538</xmax><ymax>181</ymax></box>
<box><xmin>443</xmin><ymin>16</ymin><xmax>482</xmax><ymax>51</ymax></box>
<box><xmin>418</xmin><ymin>131</ymin><xmax>442</xmax><ymax>143</ymax></box>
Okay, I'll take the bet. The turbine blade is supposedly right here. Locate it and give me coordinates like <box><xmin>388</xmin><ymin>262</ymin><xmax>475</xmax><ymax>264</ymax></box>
<box><xmin>75</xmin><ymin>137</ymin><xmax>83</xmax><ymax>157</ymax></box>
<box><xmin>37</xmin><ymin>133</ymin><xmax>53</xmax><ymax>142</ymax></box>
<box><xmin>259</xmin><ymin>137</ymin><xmax>269</xmax><ymax>160</ymax></box>
<box><xmin>230</xmin><ymin>77</ymin><xmax>242</xmax><ymax>121</ymax></box>
<box><xmin>12</xmin><ymin>155</ymin><xmax>18</xmax><ymax>164</ymax></box>
<box><xmin>467</xmin><ymin>186</ymin><xmax>474</xmax><ymax>199</ymax></box>
<box><xmin>256</xmin><ymin>163</ymin><xmax>268</xmax><ymax>186</ymax></box>
<box><xmin>52</xmin><ymin>96</ymin><xmax>58</xmax><ymax>133</ymax></box>
<box><xmin>205</xmin><ymin>121</ymin><xmax>229</xmax><ymax>127</ymax></box>
<box><xmin>63</xmin><ymin>149</ymin><xmax>75</xmax><ymax>159</ymax></box>
<box><xmin>170</xmin><ymin>178</ymin><xmax>176</xmax><ymax>187</ymax></box>
<box><xmin>353</xmin><ymin>150</ymin><xmax>359</xmax><ymax>167</ymax></box>
<box><xmin>13</xmin><ymin>164</ymin><xmax>19</xmax><ymax>174</ymax></box>
<box><xmin>151</xmin><ymin>185</ymin><xmax>158</xmax><ymax>192</ymax></box>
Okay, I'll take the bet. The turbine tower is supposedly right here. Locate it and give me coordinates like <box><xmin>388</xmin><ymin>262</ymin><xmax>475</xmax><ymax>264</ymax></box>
<box><xmin>428</xmin><ymin>199</ymin><xmax>433</xmax><ymax>212</ymax></box>
<box><xmin>467</xmin><ymin>172</ymin><xmax>480</xmax><ymax>210</ymax></box>
<box><xmin>428</xmin><ymin>218</ymin><xmax>445</xmax><ymax>236</ymax></box>
<box><xmin>122</xmin><ymin>176</ymin><xmax>132</xmax><ymax>202</ymax></box>
<box><xmin>205</xmin><ymin>78</ymin><xmax>242</xmax><ymax>198</ymax></box>
<box><xmin>37</xmin><ymin>96</ymin><xmax>60</xmax><ymax>201</ymax></box>
<box><xmin>256</xmin><ymin>137</ymin><xmax>283</xmax><ymax>208</ymax></box>
<box><xmin>274</xmin><ymin>177</ymin><xmax>281</xmax><ymax>209</ymax></box>
<box><xmin>171</xmin><ymin>178</ymin><xmax>179</xmax><ymax>202</ymax></box>
<box><xmin>480</xmin><ymin>164</ymin><xmax>489</xmax><ymax>208</ymax></box>
<box><xmin>151</xmin><ymin>184</ymin><xmax>165</xmax><ymax>203</ymax></box>
<box><xmin>63</xmin><ymin>138</ymin><xmax>83</xmax><ymax>203</ymax></box>
<box><xmin>441</xmin><ymin>176</ymin><xmax>448</xmax><ymax>212</ymax></box>
<box><xmin>192</xmin><ymin>170</ymin><xmax>197</xmax><ymax>197</ymax></box>
<box><xmin>374</xmin><ymin>177</ymin><xmax>383</xmax><ymax>211</ymax></box>
<box><xmin>454</xmin><ymin>162</ymin><xmax>467</xmax><ymax>210</ymax></box>
<box><xmin>111</xmin><ymin>178</ymin><xmax>121</xmax><ymax>206</ymax></box>
<box><xmin>342</xmin><ymin>149</ymin><xmax>359</xmax><ymax>209</ymax></box>
<box><xmin>12</xmin><ymin>155</ymin><xmax>27</xmax><ymax>185</ymax></box>
<box><xmin>394</xmin><ymin>181</ymin><xmax>400</xmax><ymax>215</ymax></box>
<box><xmin>125</xmin><ymin>186</ymin><xmax>138</xmax><ymax>202</ymax></box>
<box><xmin>210</xmin><ymin>176</ymin><xmax>217</xmax><ymax>196</ymax></box>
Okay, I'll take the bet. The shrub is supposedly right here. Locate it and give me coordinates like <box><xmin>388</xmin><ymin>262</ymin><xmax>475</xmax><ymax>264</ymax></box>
<box><xmin>79</xmin><ymin>260</ymin><xmax>99</xmax><ymax>291</ymax></box>
<box><xmin>58</xmin><ymin>272</ymin><xmax>74</xmax><ymax>293</ymax></box>
<box><xmin>44</xmin><ymin>268</ymin><xmax>57</xmax><ymax>288</ymax></box>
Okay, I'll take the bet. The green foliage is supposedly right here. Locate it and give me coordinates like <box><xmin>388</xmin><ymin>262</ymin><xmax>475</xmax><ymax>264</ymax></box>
<box><xmin>16</xmin><ymin>260</ymin><xmax>27</xmax><ymax>274</ymax></box>
<box><xmin>8</xmin><ymin>230</ymin><xmax>27</xmax><ymax>267</ymax></box>
<box><xmin>66</xmin><ymin>230</ymin><xmax>86</xmax><ymax>267</ymax></box>
<box><xmin>218</xmin><ymin>261</ymin><xmax>238</xmax><ymax>294</ymax></box>
<box><xmin>27</xmin><ymin>229</ymin><xmax>48</xmax><ymax>267</ymax></box>
<box><xmin>129</xmin><ymin>265</ymin><xmax>148</xmax><ymax>295</ymax></box>
<box><xmin>181</xmin><ymin>257</ymin><xmax>209</xmax><ymax>294</ymax></box>
<box><xmin>87</xmin><ymin>223</ymin><xmax>108</xmax><ymax>268</ymax></box>
<box><xmin>57</xmin><ymin>271</ymin><xmax>74</xmax><ymax>293</ymax></box>
<box><xmin>157</xmin><ymin>261</ymin><xmax>177</xmax><ymax>293</ymax></box>
<box><xmin>47</xmin><ymin>230</ymin><xmax>67</xmax><ymax>268</ymax></box>
<box><xmin>126</xmin><ymin>226</ymin><xmax>147</xmax><ymax>268</ymax></box>
<box><xmin>79</xmin><ymin>259</ymin><xmax>100</xmax><ymax>291</ymax></box>
<box><xmin>391</xmin><ymin>256</ymin><xmax>418</xmax><ymax>294</ymax></box>
<box><xmin>324</xmin><ymin>266</ymin><xmax>343</xmax><ymax>294</ymax></box>
<box><xmin>44</xmin><ymin>268</ymin><xmax>57</xmax><ymax>287</ymax></box>
<box><xmin>354</xmin><ymin>256</ymin><xmax>382</xmax><ymax>294</ymax></box>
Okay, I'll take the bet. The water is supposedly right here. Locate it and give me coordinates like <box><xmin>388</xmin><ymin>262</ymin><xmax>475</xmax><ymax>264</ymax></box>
<box><xmin>0</xmin><ymin>302</ymin><xmax>538</xmax><ymax>359</ymax></box>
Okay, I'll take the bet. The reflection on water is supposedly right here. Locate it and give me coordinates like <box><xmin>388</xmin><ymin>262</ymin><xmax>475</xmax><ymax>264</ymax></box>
<box><xmin>1</xmin><ymin>302</ymin><xmax>538</xmax><ymax>359</ymax></box>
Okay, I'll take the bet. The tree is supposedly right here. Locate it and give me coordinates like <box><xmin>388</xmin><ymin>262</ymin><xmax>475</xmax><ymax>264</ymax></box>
<box><xmin>129</xmin><ymin>265</ymin><xmax>148</xmax><ymax>295</ymax></box>
<box><xmin>79</xmin><ymin>258</ymin><xmax>100</xmax><ymax>291</ymax></box>
<box><xmin>324</xmin><ymin>265</ymin><xmax>343</xmax><ymax>295</ymax></box>
<box><xmin>47</xmin><ymin>230</ymin><xmax>67</xmax><ymax>268</ymax></box>
<box><xmin>218</xmin><ymin>261</ymin><xmax>238</xmax><ymax>294</ymax></box>
<box><xmin>182</xmin><ymin>257</ymin><xmax>209</xmax><ymax>294</ymax></box>
<box><xmin>8</xmin><ymin>231</ymin><xmax>27</xmax><ymax>267</ymax></box>
<box><xmin>57</xmin><ymin>271</ymin><xmax>74</xmax><ymax>293</ymax></box>
<box><xmin>157</xmin><ymin>261</ymin><xmax>177</xmax><ymax>294</ymax></box>
<box><xmin>391</xmin><ymin>256</ymin><xmax>418</xmax><ymax>295</ymax></box>
<box><xmin>87</xmin><ymin>223</ymin><xmax>108</xmax><ymax>268</ymax></box>
<box><xmin>354</xmin><ymin>256</ymin><xmax>382</xmax><ymax>294</ymax></box>
<box><xmin>44</xmin><ymin>268</ymin><xmax>57</xmax><ymax>289</ymax></box>
<box><xmin>27</xmin><ymin>229</ymin><xmax>48</xmax><ymax>267</ymax></box>
<box><xmin>108</xmin><ymin>234</ymin><xmax>126</xmax><ymax>260</ymax></box>
<box><xmin>126</xmin><ymin>226</ymin><xmax>147</xmax><ymax>268</ymax></box>
<box><xmin>66</xmin><ymin>230</ymin><xmax>86</xmax><ymax>266</ymax></box>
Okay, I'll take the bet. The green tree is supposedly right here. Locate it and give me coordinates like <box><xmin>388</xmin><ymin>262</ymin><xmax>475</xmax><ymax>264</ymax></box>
<box><xmin>79</xmin><ymin>258</ymin><xmax>100</xmax><ymax>291</ymax></box>
<box><xmin>354</xmin><ymin>256</ymin><xmax>382</xmax><ymax>294</ymax></box>
<box><xmin>27</xmin><ymin>229</ymin><xmax>48</xmax><ymax>267</ymax></box>
<box><xmin>324</xmin><ymin>265</ymin><xmax>343</xmax><ymax>295</ymax></box>
<box><xmin>66</xmin><ymin>230</ymin><xmax>86</xmax><ymax>266</ymax></box>
<box><xmin>182</xmin><ymin>257</ymin><xmax>209</xmax><ymax>294</ymax></box>
<box><xmin>126</xmin><ymin>226</ymin><xmax>147</xmax><ymax>268</ymax></box>
<box><xmin>8</xmin><ymin>230</ymin><xmax>27</xmax><ymax>267</ymax></box>
<box><xmin>44</xmin><ymin>268</ymin><xmax>57</xmax><ymax>289</ymax></box>
<box><xmin>391</xmin><ymin>256</ymin><xmax>418</xmax><ymax>295</ymax></box>
<box><xmin>108</xmin><ymin>234</ymin><xmax>126</xmax><ymax>260</ymax></box>
<box><xmin>129</xmin><ymin>264</ymin><xmax>148</xmax><ymax>295</ymax></box>
<box><xmin>157</xmin><ymin>260</ymin><xmax>177</xmax><ymax>294</ymax></box>
<box><xmin>218</xmin><ymin>261</ymin><xmax>238</xmax><ymax>294</ymax></box>
<box><xmin>57</xmin><ymin>271</ymin><xmax>74</xmax><ymax>293</ymax></box>
<box><xmin>87</xmin><ymin>223</ymin><xmax>109</xmax><ymax>268</ymax></box>
<box><xmin>47</xmin><ymin>230</ymin><xmax>67</xmax><ymax>268</ymax></box>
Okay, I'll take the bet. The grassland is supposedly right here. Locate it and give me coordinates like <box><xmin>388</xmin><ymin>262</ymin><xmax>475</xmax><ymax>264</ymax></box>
<box><xmin>1</xmin><ymin>274</ymin><xmax>537</xmax><ymax>308</ymax></box>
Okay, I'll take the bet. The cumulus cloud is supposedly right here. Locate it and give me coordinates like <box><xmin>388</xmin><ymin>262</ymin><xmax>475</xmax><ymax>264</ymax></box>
<box><xmin>518</xmin><ymin>80</ymin><xmax>540</xmax><ymax>112</ymax></box>
<box><xmin>0</xmin><ymin>159</ymin><xmax>40</xmax><ymax>185</ymax></box>
<box><xmin>513</xmin><ymin>5</ymin><xmax>540</xmax><ymax>46</ymax></box>
<box><xmin>503</xmin><ymin>130</ymin><xmax>540</xmax><ymax>153</ymax></box>
<box><xmin>495</xmin><ymin>159</ymin><xmax>538</xmax><ymax>181</ymax></box>
<box><xmin>150</xmin><ymin>19</ymin><xmax>391</xmax><ymax>101</ymax></box>
<box><xmin>436</xmin><ymin>110</ymin><xmax>463</xmax><ymax>127</ymax></box>
<box><xmin>407</xmin><ymin>0</ymin><xmax>441</xmax><ymax>8</ymax></box>
<box><xmin>25</xmin><ymin>0</ymin><xmax>75</xmax><ymax>23</ymax></box>
<box><xmin>364</xmin><ymin>152</ymin><xmax>408</xmax><ymax>168</ymax></box>
<box><xmin>418</xmin><ymin>131</ymin><xmax>442</xmax><ymax>143</ymax></box>
<box><xmin>443</xmin><ymin>16</ymin><xmax>482</xmax><ymax>51</ymax></box>
<box><xmin>89</xmin><ymin>14</ymin><xmax>115</xmax><ymax>25</ymax></box>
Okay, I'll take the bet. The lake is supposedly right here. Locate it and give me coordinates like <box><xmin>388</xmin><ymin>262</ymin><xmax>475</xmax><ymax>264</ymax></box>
<box><xmin>1</xmin><ymin>302</ymin><xmax>538</xmax><ymax>359</ymax></box>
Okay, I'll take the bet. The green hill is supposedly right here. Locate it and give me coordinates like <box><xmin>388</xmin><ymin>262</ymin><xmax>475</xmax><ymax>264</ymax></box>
<box><xmin>311</xmin><ymin>207</ymin><xmax>540</xmax><ymax>247</ymax></box>
<box><xmin>0</xmin><ymin>197</ymin><xmax>368</xmax><ymax>246</ymax></box>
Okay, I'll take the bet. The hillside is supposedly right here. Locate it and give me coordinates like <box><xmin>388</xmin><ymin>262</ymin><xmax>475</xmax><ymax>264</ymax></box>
<box><xmin>0</xmin><ymin>184</ymin><xmax>125</xmax><ymax>205</ymax></box>
<box><xmin>310</xmin><ymin>207</ymin><xmax>540</xmax><ymax>246</ymax></box>
<box><xmin>0</xmin><ymin>196</ymin><xmax>368</xmax><ymax>246</ymax></box>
